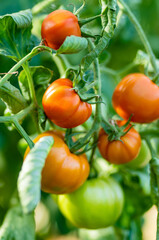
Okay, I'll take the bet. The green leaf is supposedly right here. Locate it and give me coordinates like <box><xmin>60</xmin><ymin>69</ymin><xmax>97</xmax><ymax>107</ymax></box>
<box><xmin>135</xmin><ymin>50</ymin><xmax>159</xmax><ymax>72</ymax></box>
<box><xmin>18</xmin><ymin>66</ymin><xmax>53</xmax><ymax>104</ymax></box>
<box><xmin>0</xmin><ymin>206</ymin><xmax>35</xmax><ymax>240</ymax></box>
<box><xmin>0</xmin><ymin>9</ymin><xmax>33</xmax><ymax>60</ymax></box>
<box><xmin>57</xmin><ymin>36</ymin><xmax>88</xmax><ymax>54</ymax></box>
<box><xmin>0</xmin><ymin>81</ymin><xmax>27</xmax><ymax>114</ymax></box>
<box><xmin>18</xmin><ymin>136</ymin><xmax>54</xmax><ymax>214</ymax></box>
<box><xmin>81</xmin><ymin>0</ymin><xmax>117</xmax><ymax>71</ymax></box>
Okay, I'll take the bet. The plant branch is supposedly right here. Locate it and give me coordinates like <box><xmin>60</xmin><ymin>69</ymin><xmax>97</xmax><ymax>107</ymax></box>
<box><xmin>13</xmin><ymin>119</ymin><xmax>34</xmax><ymax>149</ymax></box>
<box><xmin>0</xmin><ymin>104</ymin><xmax>34</xmax><ymax>149</ymax></box>
<box><xmin>22</xmin><ymin>63</ymin><xmax>37</xmax><ymax>106</ymax></box>
<box><xmin>0</xmin><ymin>46</ymin><xmax>53</xmax><ymax>87</ymax></box>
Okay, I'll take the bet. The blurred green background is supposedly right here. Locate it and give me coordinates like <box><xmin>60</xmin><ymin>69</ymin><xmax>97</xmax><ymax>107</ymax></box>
<box><xmin>0</xmin><ymin>0</ymin><xmax>159</xmax><ymax>239</ymax></box>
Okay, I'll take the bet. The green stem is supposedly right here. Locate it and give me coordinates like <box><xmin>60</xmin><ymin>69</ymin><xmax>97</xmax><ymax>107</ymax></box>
<box><xmin>117</xmin><ymin>0</ymin><xmax>158</xmax><ymax>75</ymax></box>
<box><xmin>70</xmin><ymin>41</ymin><xmax>102</xmax><ymax>153</ymax></box>
<box><xmin>145</xmin><ymin>138</ymin><xmax>156</xmax><ymax>158</ymax></box>
<box><xmin>116</xmin><ymin>62</ymin><xmax>138</xmax><ymax>76</ymax></box>
<box><xmin>139</xmin><ymin>129</ymin><xmax>159</xmax><ymax>139</ymax></box>
<box><xmin>0</xmin><ymin>104</ymin><xmax>34</xmax><ymax>123</ymax></box>
<box><xmin>88</xmin><ymin>40</ymin><xmax>101</xmax><ymax>163</ymax></box>
<box><xmin>74</xmin><ymin>0</ymin><xmax>86</xmax><ymax>16</ymax></box>
<box><xmin>52</xmin><ymin>55</ymin><xmax>69</xmax><ymax>77</ymax></box>
<box><xmin>13</xmin><ymin>119</ymin><xmax>34</xmax><ymax>149</ymax></box>
<box><xmin>0</xmin><ymin>104</ymin><xmax>34</xmax><ymax>149</ymax></box>
<box><xmin>32</xmin><ymin>0</ymin><xmax>56</xmax><ymax>15</ymax></box>
<box><xmin>22</xmin><ymin>63</ymin><xmax>37</xmax><ymax>106</ymax></box>
<box><xmin>100</xmin><ymin>67</ymin><xmax>117</xmax><ymax>76</ymax></box>
<box><xmin>116</xmin><ymin>8</ymin><xmax>123</xmax><ymax>27</ymax></box>
<box><xmin>0</xmin><ymin>46</ymin><xmax>53</xmax><ymax>87</ymax></box>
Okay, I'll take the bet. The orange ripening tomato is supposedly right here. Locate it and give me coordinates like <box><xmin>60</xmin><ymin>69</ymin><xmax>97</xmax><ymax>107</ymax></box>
<box><xmin>98</xmin><ymin>121</ymin><xmax>141</xmax><ymax>164</ymax></box>
<box><xmin>112</xmin><ymin>73</ymin><xmax>159</xmax><ymax>123</ymax></box>
<box><xmin>42</xmin><ymin>78</ymin><xmax>92</xmax><ymax>128</ymax></box>
<box><xmin>41</xmin><ymin>9</ymin><xmax>81</xmax><ymax>50</ymax></box>
<box><xmin>24</xmin><ymin>131</ymin><xmax>90</xmax><ymax>194</ymax></box>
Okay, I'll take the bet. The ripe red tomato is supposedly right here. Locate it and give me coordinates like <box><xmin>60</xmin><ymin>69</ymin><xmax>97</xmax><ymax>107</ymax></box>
<box><xmin>41</xmin><ymin>9</ymin><xmax>81</xmax><ymax>50</ymax></box>
<box><xmin>112</xmin><ymin>73</ymin><xmax>159</xmax><ymax>123</ymax></box>
<box><xmin>42</xmin><ymin>78</ymin><xmax>92</xmax><ymax>128</ymax></box>
<box><xmin>98</xmin><ymin>121</ymin><xmax>141</xmax><ymax>164</ymax></box>
<box><xmin>24</xmin><ymin>131</ymin><xmax>90</xmax><ymax>194</ymax></box>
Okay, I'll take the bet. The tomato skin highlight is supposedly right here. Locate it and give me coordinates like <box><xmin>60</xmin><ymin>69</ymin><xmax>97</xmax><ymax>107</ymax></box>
<box><xmin>24</xmin><ymin>131</ymin><xmax>90</xmax><ymax>194</ymax></box>
<box><xmin>112</xmin><ymin>73</ymin><xmax>159</xmax><ymax>123</ymax></box>
<box><xmin>98</xmin><ymin>121</ymin><xmax>141</xmax><ymax>164</ymax></box>
<box><xmin>56</xmin><ymin>177</ymin><xmax>124</xmax><ymax>229</ymax></box>
<box><xmin>42</xmin><ymin>78</ymin><xmax>92</xmax><ymax>128</ymax></box>
<box><xmin>41</xmin><ymin>9</ymin><xmax>81</xmax><ymax>50</ymax></box>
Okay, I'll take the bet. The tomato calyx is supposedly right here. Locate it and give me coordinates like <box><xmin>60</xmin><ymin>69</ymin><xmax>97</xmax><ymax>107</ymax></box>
<box><xmin>72</xmin><ymin>74</ymin><xmax>102</xmax><ymax>104</ymax></box>
<box><xmin>78</xmin><ymin>14</ymin><xmax>101</xmax><ymax>27</ymax></box>
<box><xmin>81</xmin><ymin>29</ymin><xmax>99</xmax><ymax>39</ymax></box>
<box><xmin>101</xmin><ymin>116</ymin><xmax>134</xmax><ymax>142</ymax></box>
<box><xmin>65</xmin><ymin>128</ymin><xmax>98</xmax><ymax>155</ymax></box>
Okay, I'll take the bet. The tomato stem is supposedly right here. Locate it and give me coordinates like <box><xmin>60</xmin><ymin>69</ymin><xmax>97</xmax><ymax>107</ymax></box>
<box><xmin>0</xmin><ymin>46</ymin><xmax>53</xmax><ymax>87</ymax></box>
<box><xmin>117</xmin><ymin>0</ymin><xmax>159</xmax><ymax>77</ymax></box>
<box><xmin>22</xmin><ymin>63</ymin><xmax>37</xmax><ymax>107</ymax></box>
<box><xmin>139</xmin><ymin>128</ymin><xmax>159</xmax><ymax>139</ymax></box>
<box><xmin>87</xmin><ymin>40</ymin><xmax>102</xmax><ymax>164</ymax></box>
<box><xmin>78</xmin><ymin>14</ymin><xmax>101</xmax><ymax>27</ymax></box>
<box><xmin>13</xmin><ymin>119</ymin><xmax>34</xmax><ymax>149</ymax></box>
<box><xmin>145</xmin><ymin>138</ymin><xmax>156</xmax><ymax>158</ymax></box>
<box><xmin>74</xmin><ymin>0</ymin><xmax>86</xmax><ymax>16</ymax></box>
<box><xmin>0</xmin><ymin>104</ymin><xmax>34</xmax><ymax>149</ymax></box>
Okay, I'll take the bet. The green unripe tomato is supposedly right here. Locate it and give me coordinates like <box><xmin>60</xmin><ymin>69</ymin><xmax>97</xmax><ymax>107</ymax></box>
<box><xmin>56</xmin><ymin>177</ymin><xmax>124</xmax><ymax>229</ymax></box>
<box><xmin>124</xmin><ymin>140</ymin><xmax>151</xmax><ymax>168</ymax></box>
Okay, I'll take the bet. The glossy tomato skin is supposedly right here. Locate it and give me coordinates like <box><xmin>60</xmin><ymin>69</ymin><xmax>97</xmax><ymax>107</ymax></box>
<box><xmin>112</xmin><ymin>73</ymin><xmax>159</xmax><ymax>123</ymax></box>
<box><xmin>41</xmin><ymin>9</ymin><xmax>81</xmax><ymax>50</ymax></box>
<box><xmin>124</xmin><ymin>140</ymin><xmax>151</xmax><ymax>168</ymax></box>
<box><xmin>42</xmin><ymin>78</ymin><xmax>92</xmax><ymax>128</ymax></box>
<box><xmin>56</xmin><ymin>177</ymin><xmax>124</xmax><ymax>229</ymax></box>
<box><xmin>24</xmin><ymin>131</ymin><xmax>90</xmax><ymax>194</ymax></box>
<box><xmin>98</xmin><ymin>121</ymin><xmax>141</xmax><ymax>164</ymax></box>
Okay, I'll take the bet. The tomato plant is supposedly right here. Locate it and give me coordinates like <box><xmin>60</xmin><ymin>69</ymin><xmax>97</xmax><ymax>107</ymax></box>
<box><xmin>56</xmin><ymin>177</ymin><xmax>124</xmax><ymax>229</ymax></box>
<box><xmin>0</xmin><ymin>0</ymin><xmax>159</xmax><ymax>239</ymax></box>
<box><xmin>98</xmin><ymin>121</ymin><xmax>141</xmax><ymax>164</ymax></box>
<box><xmin>42</xmin><ymin>78</ymin><xmax>92</xmax><ymax>128</ymax></box>
<box><xmin>41</xmin><ymin>9</ymin><xmax>81</xmax><ymax>50</ymax></box>
<box><xmin>24</xmin><ymin>131</ymin><xmax>90</xmax><ymax>194</ymax></box>
<box><xmin>112</xmin><ymin>73</ymin><xmax>159</xmax><ymax>123</ymax></box>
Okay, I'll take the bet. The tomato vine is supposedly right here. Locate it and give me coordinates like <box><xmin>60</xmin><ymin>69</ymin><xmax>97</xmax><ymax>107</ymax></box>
<box><xmin>0</xmin><ymin>0</ymin><xmax>159</xmax><ymax>239</ymax></box>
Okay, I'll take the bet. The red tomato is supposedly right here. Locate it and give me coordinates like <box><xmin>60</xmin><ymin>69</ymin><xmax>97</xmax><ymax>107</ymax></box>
<box><xmin>98</xmin><ymin>121</ymin><xmax>141</xmax><ymax>164</ymax></box>
<box><xmin>112</xmin><ymin>73</ymin><xmax>159</xmax><ymax>123</ymax></box>
<box><xmin>24</xmin><ymin>131</ymin><xmax>90</xmax><ymax>194</ymax></box>
<box><xmin>41</xmin><ymin>9</ymin><xmax>81</xmax><ymax>50</ymax></box>
<box><xmin>42</xmin><ymin>78</ymin><xmax>92</xmax><ymax>128</ymax></box>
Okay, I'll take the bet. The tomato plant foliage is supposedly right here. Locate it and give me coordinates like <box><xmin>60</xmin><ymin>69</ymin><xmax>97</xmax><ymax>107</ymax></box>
<box><xmin>0</xmin><ymin>0</ymin><xmax>159</xmax><ymax>240</ymax></box>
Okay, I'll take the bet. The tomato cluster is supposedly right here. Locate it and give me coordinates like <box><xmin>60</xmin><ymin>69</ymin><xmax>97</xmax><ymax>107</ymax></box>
<box><xmin>25</xmin><ymin>9</ymin><xmax>155</xmax><ymax>231</ymax></box>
